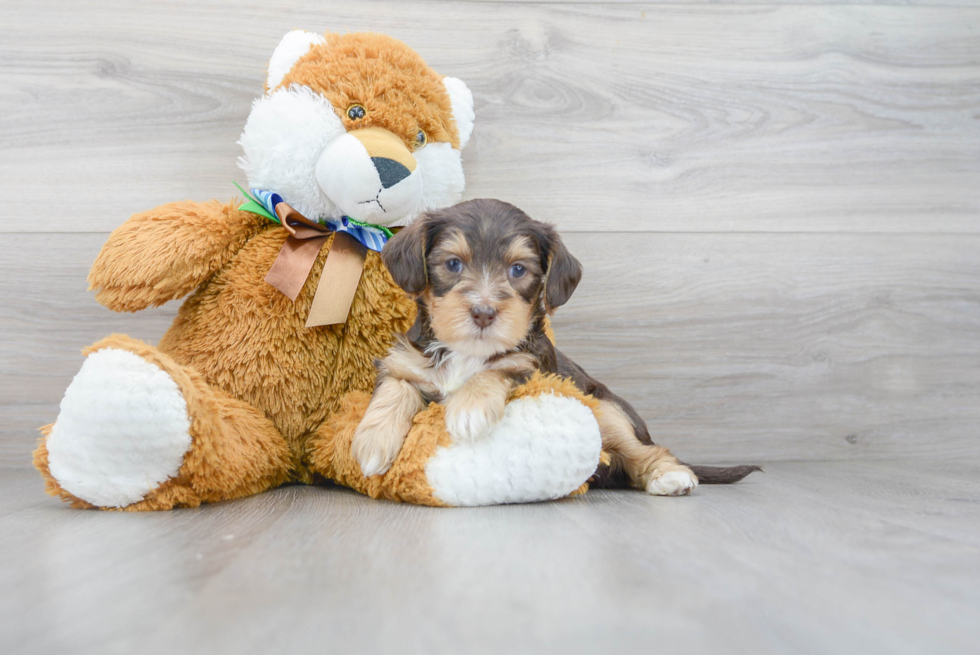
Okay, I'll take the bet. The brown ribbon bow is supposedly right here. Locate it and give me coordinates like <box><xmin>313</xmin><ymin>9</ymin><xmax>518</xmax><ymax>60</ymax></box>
<box><xmin>263</xmin><ymin>202</ymin><xmax>367</xmax><ymax>328</ymax></box>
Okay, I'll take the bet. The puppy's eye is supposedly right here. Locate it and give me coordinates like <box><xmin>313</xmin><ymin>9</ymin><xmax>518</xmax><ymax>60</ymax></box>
<box><xmin>347</xmin><ymin>104</ymin><xmax>366</xmax><ymax>120</ymax></box>
<box><xmin>509</xmin><ymin>263</ymin><xmax>526</xmax><ymax>278</ymax></box>
<box><xmin>415</xmin><ymin>130</ymin><xmax>427</xmax><ymax>148</ymax></box>
<box><xmin>445</xmin><ymin>258</ymin><xmax>462</xmax><ymax>273</ymax></box>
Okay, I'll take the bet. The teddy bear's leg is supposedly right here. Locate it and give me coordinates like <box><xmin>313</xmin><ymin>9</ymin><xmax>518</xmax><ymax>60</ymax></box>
<box><xmin>34</xmin><ymin>335</ymin><xmax>293</xmax><ymax>510</ymax></box>
<box><xmin>309</xmin><ymin>375</ymin><xmax>604</xmax><ymax>507</ymax></box>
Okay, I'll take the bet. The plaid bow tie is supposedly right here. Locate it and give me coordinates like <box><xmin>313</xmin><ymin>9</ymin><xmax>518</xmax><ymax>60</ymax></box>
<box><xmin>237</xmin><ymin>184</ymin><xmax>393</xmax><ymax>252</ymax></box>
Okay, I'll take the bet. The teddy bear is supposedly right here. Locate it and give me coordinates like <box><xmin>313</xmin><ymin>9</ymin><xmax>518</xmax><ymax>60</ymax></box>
<box><xmin>33</xmin><ymin>30</ymin><xmax>602</xmax><ymax>509</ymax></box>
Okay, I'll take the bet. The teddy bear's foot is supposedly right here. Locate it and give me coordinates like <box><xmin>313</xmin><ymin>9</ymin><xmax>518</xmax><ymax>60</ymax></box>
<box><xmin>45</xmin><ymin>347</ymin><xmax>193</xmax><ymax>508</ymax></box>
<box><xmin>424</xmin><ymin>392</ymin><xmax>601</xmax><ymax>506</ymax></box>
<box><xmin>36</xmin><ymin>334</ymin><xmax>294</xmax><ymax>510</ymax></box>
<box><xmin>310</xmin><ymin>373</ymin><xmax>602</xmax><ymax>507</ymax></box>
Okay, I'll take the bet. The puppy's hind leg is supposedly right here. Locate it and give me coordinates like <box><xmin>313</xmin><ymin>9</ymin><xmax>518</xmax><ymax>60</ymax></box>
<box><xmin>596</xmin><ymin>400</ymin><xmax>698</xmax><ymax>496</ymax></box>
<box><xmin>352</xmin><ymin>377</ymin><xmax>426</xmax><ymax>477</ymax></box>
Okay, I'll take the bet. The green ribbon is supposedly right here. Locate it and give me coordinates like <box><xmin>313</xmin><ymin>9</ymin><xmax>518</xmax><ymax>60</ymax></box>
<box><xmin>233</xmin><ymin>181</ymin><xmax>279</xmax><ymax>224</ymax></box>
<box><xmin>342</xmin><ymin>215</ymin><xmax>394</xmax><ymax>238</ymax></box>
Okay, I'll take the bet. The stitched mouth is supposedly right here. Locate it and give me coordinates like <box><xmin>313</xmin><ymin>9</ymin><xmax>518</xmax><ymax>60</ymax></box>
<box><xmin>357</xmin><ymin>188</ymin><xmax>386</xmax><ymax>213</ymax></box>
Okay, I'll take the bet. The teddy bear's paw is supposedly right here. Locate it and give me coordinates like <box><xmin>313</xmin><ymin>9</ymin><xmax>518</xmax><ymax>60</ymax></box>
<box><xmin>426</xmin><ymin>393</ymin><xmax>602</xmax><ymax>506</ymax></box>
<box><xmin>645</xmin><ymin>469</ymin><xmax>699</xmax><ymax>496</ymax></box>
<box><xmin>352</xmin><ymin>423</ymin><xmax>407</xmax><ymax>477</ymax></box>
<box><xmin>45</xmin><ymin>348</ymin><xmax>192</xmax><ymax>508</ymax></box>
<box><xmin>444</xmin><ymin>396</ymin><xmax>504</xmax><ymax>444</ymax></box>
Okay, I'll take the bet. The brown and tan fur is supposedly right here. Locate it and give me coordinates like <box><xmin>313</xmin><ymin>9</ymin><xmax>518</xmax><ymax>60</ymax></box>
<box><xmin>353</xmin><ymin>199</ymin><xmax>760</xmax><ymax>492</ymax></box>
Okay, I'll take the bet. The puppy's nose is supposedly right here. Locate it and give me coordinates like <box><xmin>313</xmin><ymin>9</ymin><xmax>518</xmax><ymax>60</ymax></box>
<box><xmin>372</xmin><ymin>157</ymin><xmax>411</xmax><ymax>189</ymax></box>
<box><xmin>470</xmin><ymin>306</ymin><xmax>497</xmax><ymax>329</ymax></box>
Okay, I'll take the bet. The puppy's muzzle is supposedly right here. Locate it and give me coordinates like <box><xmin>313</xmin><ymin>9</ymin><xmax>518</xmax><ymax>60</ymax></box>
<box><xmin>315</xmin><ymin>127</ymin><xmax>422</xmax><ymax>225</ymax></box>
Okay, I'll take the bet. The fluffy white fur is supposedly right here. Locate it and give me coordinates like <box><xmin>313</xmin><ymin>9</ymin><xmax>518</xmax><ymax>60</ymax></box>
<box><xmin>314</xmin><ymin>132</ymin><xmax>424</xmax><ymax>225</ymax></box>
<box><xmin>238</xmin><ymin>85</ymin><xmax>345</xmax><ymax>222</ymax></box>
<box><xmin>443</xmin><ymin>77</ymin><xmax>474</xmax><ymax>149</ymax></box>
<box><xmin>414</xmin><ymin>143</ymin><xmax>465</xmax><ymax>221</ymax></box>
<box><xmin>425</xmin><ymin>393</ymin><xmax>602</xmax><ymax>506</ymax></box>
<box><xmin>46</xmin><ymin>349</ymin><xmax>193</xmax><ymax>508</ymax></box>
<box><xmin>238</xmin><ymin>85</ymin><xmax>467</xmax><ymax>227</ymax></box>
<box><xmin>239</xmin><ymin>36</ymin><xmax>473</xmax><ymax>228</ymax></box>
<box><xmin>427</xmin><ymin>349</ymin><xmax>490</xmax><ymax>397</ymax></box>
<box><xmin>266</xmin><ymin>30</ymin><xmax>325</xmax><ymax>91</ymax></box>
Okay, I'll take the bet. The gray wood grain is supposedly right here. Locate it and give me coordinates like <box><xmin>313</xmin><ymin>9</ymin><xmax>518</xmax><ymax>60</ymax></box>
<box><xmin>2</xmin><ymin>231</ymin><xmax>977</xmax><ymax>467</ymax></box>
<box><xmin>2</xmin><ymin>460</ymin><xmax>979</xmax><ymax>654</ymax></box>
<box><xmin>2</xmin><ymin>1</ymin><xmax>979</xmax><ymax>233</ymax></box>
<box><xmin>554</xmin><ymin>231</ymin><xmax>980</xmax><ymax>463</ymax></box>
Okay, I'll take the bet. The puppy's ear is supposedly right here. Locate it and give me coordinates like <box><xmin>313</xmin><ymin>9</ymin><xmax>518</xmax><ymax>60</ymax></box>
<box><xmin>381</xmin><ymin>216</ymin><xmax>430</xmax><ymax>294</ymax></box>
<box><xmin>543</xmin><ymin>230</ymin><xmax>583</xmax><ymax>311</ymax></box>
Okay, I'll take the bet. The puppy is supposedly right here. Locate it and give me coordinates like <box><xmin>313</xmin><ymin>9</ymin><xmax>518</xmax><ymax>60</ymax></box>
<box><xmin>352</xmin><ymin>199</ymin><xmax>759</xmax><ymax>494</ymax></box>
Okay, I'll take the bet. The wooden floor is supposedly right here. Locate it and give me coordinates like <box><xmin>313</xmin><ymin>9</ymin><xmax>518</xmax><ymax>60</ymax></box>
<box><xmin>2</xmin><ymin>1</ymin><xmax>979</xmax><ymax>652</ymax></box>
<box><xmin>2</xmin><ymin>460</ymin><xmax>979</xmax><ymax>654</ymax></box>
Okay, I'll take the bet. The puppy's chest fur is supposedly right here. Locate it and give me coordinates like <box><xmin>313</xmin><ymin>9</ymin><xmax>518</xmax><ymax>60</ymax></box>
<box><xmin>419</xmin><ymin>349</ymin><xmax>490</xmax><ymax>399</ymax></box>
<box><xmin>382</xmin><ymin>339</ymin><xmax>478</xmax><ymax>401</ymax></box>
<box><xmin>382</xmin><ymin>337</ymin><xmax>536</xmax><ymax>404</ymax></box>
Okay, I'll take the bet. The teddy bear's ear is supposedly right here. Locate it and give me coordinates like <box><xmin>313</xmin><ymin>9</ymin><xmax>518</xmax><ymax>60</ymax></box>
<box><xmin>266</xmin><ymin>30</ymin><xmax>326</xmax><ymax>92</ymax></box>
<box><xmin>443</xmin><ymin>77</ymin><xmax>475</xmax><ymax>149</ymax></box>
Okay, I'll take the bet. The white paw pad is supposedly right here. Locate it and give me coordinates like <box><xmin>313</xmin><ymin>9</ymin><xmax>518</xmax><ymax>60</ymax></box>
<box><xmin>646</xmin><ymin>470</ymin><xmax>699</xmax><ymax>496</ymax></box>
<box><xmin>46</xmin><ymin>348</ymin><xmax>192</xmax><ymax>508</ymax></box>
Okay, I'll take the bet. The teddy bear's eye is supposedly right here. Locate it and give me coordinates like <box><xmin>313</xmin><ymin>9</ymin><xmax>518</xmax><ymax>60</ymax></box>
<box><xmin>347</xmin><ymin>104</ymin><xmax>366</xmax><ymax>120</ymax></box>
<box><xmin>415</xmin><ymin>130</ymin><xmax>427</xmax><ymax>148</ymax></box>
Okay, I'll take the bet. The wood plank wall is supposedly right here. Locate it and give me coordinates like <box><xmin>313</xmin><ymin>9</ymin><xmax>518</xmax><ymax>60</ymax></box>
<box><xmin>1</xmin><ymin>0</ymin><xmax>978</xmax><ymax>468</ymax></box>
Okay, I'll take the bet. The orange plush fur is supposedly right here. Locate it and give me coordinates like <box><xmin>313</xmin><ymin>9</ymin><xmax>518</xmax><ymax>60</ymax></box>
<box><xmin>278</xmin><ymin>33</ymin><xmax>461</xmax><ymax>150</ymax></box>
<box><xmin>35</xmin><ymin>197</ymin><xmax>417</xmax><ymax>508</ymax></box>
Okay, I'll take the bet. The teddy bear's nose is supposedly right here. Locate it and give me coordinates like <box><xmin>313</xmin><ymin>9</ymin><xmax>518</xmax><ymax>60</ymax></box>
<box><xmin>372</xmin><ymin>157</ymin><xmax>412</xmax><ymax>189</ymax></box>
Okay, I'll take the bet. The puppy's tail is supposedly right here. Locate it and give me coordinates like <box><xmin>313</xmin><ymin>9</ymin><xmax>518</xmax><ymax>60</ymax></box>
<box><xmin>685</xmin><ymin>464</ymin><xmax>762</xmax><ymax>484</ymax></box>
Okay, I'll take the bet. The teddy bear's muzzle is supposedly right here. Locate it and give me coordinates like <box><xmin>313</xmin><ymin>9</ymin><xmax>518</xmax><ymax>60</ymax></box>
<box><xmin>315</xmin><ymin>127</ymin><xmax>423</xmax><ymax>226</ymax></box>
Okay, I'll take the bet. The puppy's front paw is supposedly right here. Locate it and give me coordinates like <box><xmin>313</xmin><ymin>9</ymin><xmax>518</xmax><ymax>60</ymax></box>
<box><xmin>646</xmin><ymin>469</ymin><xmax>699</xmax><ymax>496</ymax></box>
<box><xmin>352</xmin><ymin>424</ymin><xmax>406</xmax><ymax>477</ymax></box>
<box><xmin>445</xmin><ymin>397</ymin><xmax>504</xmax><ymax>443</ymax></box>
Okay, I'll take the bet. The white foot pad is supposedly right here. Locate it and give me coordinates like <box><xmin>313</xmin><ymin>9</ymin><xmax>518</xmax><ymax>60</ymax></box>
<box><xmin>646</xmin><ymin>470</ymin><xmax>698</xmax><ymax>496</ymax></box>
<box><xmin>46</xmin><ymin>348</ymin><xmax>192</xmax><ymax>508</ymax></box>
<box><xmin>425</xmin><ymin>393</ymin><xmax>602</xmax><ymax>506</ymax></box>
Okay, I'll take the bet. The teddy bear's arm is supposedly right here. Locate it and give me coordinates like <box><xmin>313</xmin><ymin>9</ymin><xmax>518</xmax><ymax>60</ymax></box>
<box><xmin>88</xmin><ymin>200</ymin><xmax>266</xmax><ymax>312</ymax></box>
